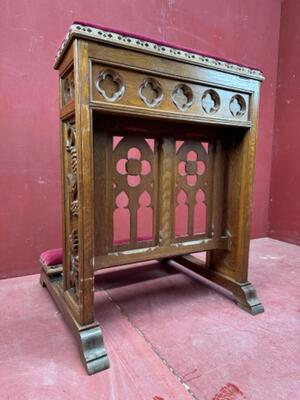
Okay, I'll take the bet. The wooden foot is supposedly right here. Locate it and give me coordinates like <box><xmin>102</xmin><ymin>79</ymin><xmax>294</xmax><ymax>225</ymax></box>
<box><xmin>168</xmin><ymin>255</ymin><xmax>264</xmax><ymax>315</ymax></box>
<box><xmin>234</xmin><ymin>282</ymin><xmax>264</xmax><ymax>315</ymax></box>
<box><xmin>40</xmin><ymin>265</ymin><xmax>110</xmax><ymax>374</ymax></box>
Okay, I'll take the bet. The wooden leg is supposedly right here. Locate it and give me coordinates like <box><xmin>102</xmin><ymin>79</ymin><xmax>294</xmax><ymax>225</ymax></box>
<box><xmin>168</xmin><ymin>255</ymin><xmax>264</xmax><ymax>315</ymax></box>
<box><xmin>40</xmin><ymin>265</ymin><xmax>109</xmax><ymax>374</ymax></box>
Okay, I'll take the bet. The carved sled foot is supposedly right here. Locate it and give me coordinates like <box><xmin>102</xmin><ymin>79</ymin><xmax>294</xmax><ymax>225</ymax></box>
<box><xmin>233</xmin><ymin>282</ymin><xmax>264</xmax><ymax>315</ymax></box>
<box><xmin>168</xmin><ymin>254</ymin><xmax>264</xmax><ymax>316</ymax></box>
<box><xmin>77</xmin><ymin>323</ymin><xmax>109</xmax><ymax>375</ymax></box>
<box><xmin>40</xmin><ymin>265</ymin><xmax>110</xmax><ymax>374</ymax></box>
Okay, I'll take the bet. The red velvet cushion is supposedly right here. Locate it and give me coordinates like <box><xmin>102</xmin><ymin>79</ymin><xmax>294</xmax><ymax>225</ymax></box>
<box><xmin>73</xmin><ymin>20</ymin><xmax>261</xmax><ymax>72</ymax></box>
<box><xmin>40</xmin><ymin>248</ymin><xmax>63</xmax><ymax>266</ymax></box>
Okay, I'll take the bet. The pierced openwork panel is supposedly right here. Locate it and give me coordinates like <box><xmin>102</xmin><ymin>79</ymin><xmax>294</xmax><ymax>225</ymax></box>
<box><xmin>64</xmin><ymin>122</ymin><xmax>80</xmax><ymax>299</ymax></box>
<box><xmin>91</xmin><ymin>63</ymin><xmax>251</xmax><ymax>124</ymax></box>
<box><xmin>174</xmin><ymin>140</ymin><xmax>211</xmax><ymax>241</ymax></box>
<box><xmin>62</xmin><ymin>69</ymin><xmax>74</xmax><ymax>106</ymax></box>
<box><xmin>93</xmin><ymin>123</ymin><xmax>216</xmax><ymax>262</ymax></box>
<box><xmin>110</xmin><ymin>135</ymin><xmax>158</xmax><ymax>250</ymax></box>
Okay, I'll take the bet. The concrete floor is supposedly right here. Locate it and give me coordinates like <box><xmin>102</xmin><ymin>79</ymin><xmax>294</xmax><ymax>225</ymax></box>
<box><xmin>0</xmin><ymin>238</ymin><xmax>299</xmax><ymax>400</ymax></box>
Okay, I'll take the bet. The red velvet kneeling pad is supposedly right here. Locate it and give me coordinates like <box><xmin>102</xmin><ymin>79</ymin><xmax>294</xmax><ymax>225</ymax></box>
<box><xmin>40</xmin><ymin>248</ymin><xmax>63</xmax><ymax>266</ymax></box>
<box><xmin>39</xmin><ymin>237</ymin><xmax>152</xmax><ymax>266</ymax></box>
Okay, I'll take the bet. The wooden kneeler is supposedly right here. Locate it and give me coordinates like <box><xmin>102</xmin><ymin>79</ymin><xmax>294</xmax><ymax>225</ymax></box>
<box><xmin>40</xmin><ymin>21</ymin><xmax>264</xmax><ymax>374</ymax></box>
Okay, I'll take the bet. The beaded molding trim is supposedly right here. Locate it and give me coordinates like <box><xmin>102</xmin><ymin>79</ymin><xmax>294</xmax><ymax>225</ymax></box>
<box><xmin>54</xmin><ymin>23</ymin><xmax>264</xmax><ymax>81</ymax></box>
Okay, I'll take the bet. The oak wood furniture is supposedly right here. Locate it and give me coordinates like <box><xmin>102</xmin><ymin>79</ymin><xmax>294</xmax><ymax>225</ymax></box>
<box><xmin>40</xmin><ymin>21</ymin><xmax>264</xmax><ymax>375</ymax></box>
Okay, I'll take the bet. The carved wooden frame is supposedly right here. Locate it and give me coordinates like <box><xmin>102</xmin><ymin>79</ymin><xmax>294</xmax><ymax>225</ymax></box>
<box><xmin>41</xmin><ymin>24</ymin><xmax>265</xmax><ymax>375</ymax></box>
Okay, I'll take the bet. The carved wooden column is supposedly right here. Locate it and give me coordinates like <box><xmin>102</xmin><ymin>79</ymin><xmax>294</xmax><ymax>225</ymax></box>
<box><xmin>40</xmin><ymin>40</ymin><xmax>109</xmax><ymax>375</ymax></box>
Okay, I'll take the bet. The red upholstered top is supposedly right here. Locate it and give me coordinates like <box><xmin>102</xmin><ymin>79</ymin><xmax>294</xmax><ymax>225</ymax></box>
<box><xmin>74</xmin><ymin>20</ymin><xmax>262</xmax><ymax>72</ymax></box>
<box><xmin>40</xmin><ymin>248</ymin><xmax>63</xmax><ymax>266</ymax></box>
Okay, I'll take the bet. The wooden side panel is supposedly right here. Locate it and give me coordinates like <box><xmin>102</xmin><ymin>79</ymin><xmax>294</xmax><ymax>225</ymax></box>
<box><xmin>72</xmin><ymin>39</ymin><xmax>95</xmax><ymax>325</ymax></box>
<box><xmin>91</xmin><ymin>116</ymin><xmax>226</xmax><ymax>268</ymax></box>
<box><xmin>173</xmin><ymin>139</ymin><xmax>211</xmax><ymax>241</ymax></box>
<box><xmin>58</xmin><ymin>43</ymin><xmax>81</xmax><ymax>321</ymax></box>
<box><xmin>207</xmin><ymin>82</ymin><xmax>261</xmax><ymax>282</ymax></box>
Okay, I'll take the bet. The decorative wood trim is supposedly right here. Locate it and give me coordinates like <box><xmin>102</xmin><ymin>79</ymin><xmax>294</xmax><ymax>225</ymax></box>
<box><xmin>158</xmin><ymin>137</ymin><xmax>175</xmax><ymax>246</ymax></box>
<box><xmin>54</xmin><ymin>23</ymin><xmax>264</xmax><ymax>82</ymax></box>
<box><xmin>90</xmin><ymin>62</ymin><xmax>251</xmax><ymax>125</ymax></box>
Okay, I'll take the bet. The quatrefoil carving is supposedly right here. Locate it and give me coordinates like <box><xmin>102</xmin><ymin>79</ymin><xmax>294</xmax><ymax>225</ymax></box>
<box><xmin>126</xmin><ymin>159</ymin><xmax>142</xmax><ymax>175</ymax></box>
<box><xmin>139</xmin><ymin>78</ymin><xmax>163</xmax><ymax>107</ymax></box>
<box><xmin>178</xmin><ymin>149</ymin><xmax>207</xmax><ymax>187</ymax></box>
<box><xmin>229</xmin><ymin>95</ymin><xmax>246</xmax><ymax>118</ymax></box>
<box><xmin>172</xmin><ymin>84</ymin><xmax>194</xmax><ymax>112</ymax></box>
<box><xmin>201</xmin><ymin>90</ymin><xmax>220</xmax><ymax>114</ymax></box>
<box><xmin>96</xmin><ymin>69</ymin><xmax>125</xmax><ymax>102</ymax></box>
<box><xmin>117</xmin><ymin>146</ymin><xmax>151</xmax><ymax>187</ymax></box>
<box><xmin>185</xmin><ymin>160</ymin><xmax>198</xmax><ymax>175</ymax></box>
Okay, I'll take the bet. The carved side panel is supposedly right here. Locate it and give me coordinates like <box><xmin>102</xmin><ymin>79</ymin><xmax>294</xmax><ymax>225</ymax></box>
<box><xmin>65</xmin><ymin>122</ymin><xmax>80</xmax><ymax>300</ymax></box>
<box><xmin>174</xmin><ymin>140</ymin><xmax>211</xmax><ymax>241</ymax></box>
<box><xmin>110</xmin><ymin>135</ymin><xmax>158</xmax><ymax>250</ymax></box>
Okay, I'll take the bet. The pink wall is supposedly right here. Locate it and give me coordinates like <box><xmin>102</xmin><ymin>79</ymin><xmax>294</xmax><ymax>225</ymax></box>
<box><xmin>268</xmin><ymin>0</ymin><xmax>300</xmax><ymax>245</ymax></box>
<box><xmin>0</xmin><ymin>0</ymin><xmax>282</xmax><ymax>278</ymax></box>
